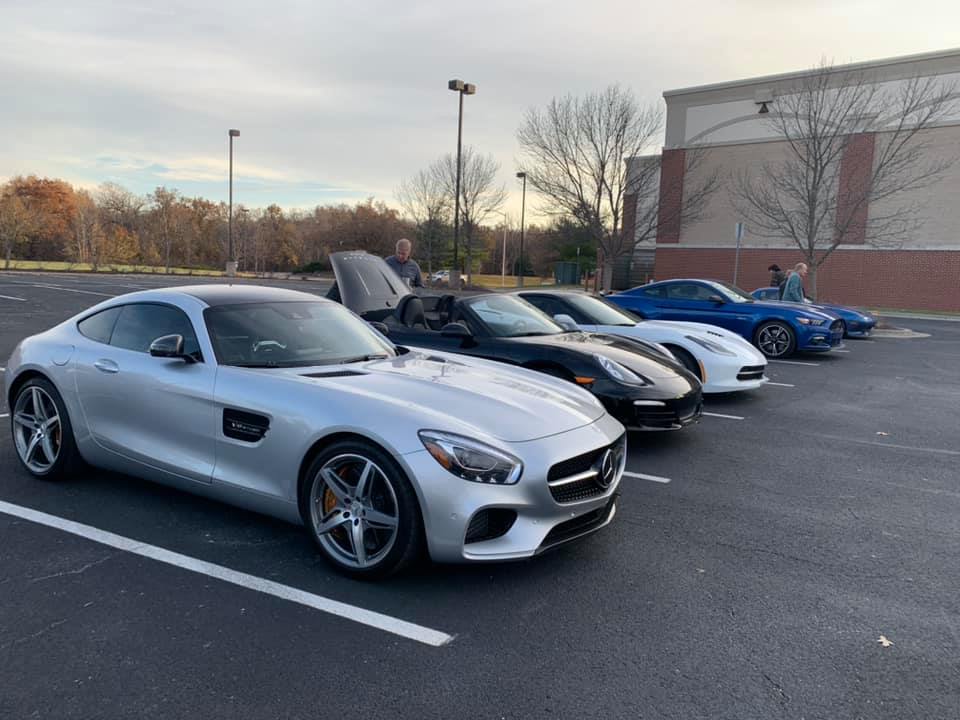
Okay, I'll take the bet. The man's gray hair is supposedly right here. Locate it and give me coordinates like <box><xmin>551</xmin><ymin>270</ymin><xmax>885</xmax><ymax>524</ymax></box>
<box><xmin>396</xmin><ymin>238</ymin><xmax>412</xmax><ymax>251</ymax></box>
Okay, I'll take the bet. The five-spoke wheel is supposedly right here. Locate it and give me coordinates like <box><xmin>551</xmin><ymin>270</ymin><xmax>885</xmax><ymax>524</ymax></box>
<box><xmin>755</xmin><ymin>321</ymin><xmax>796</xmax><ymax>358</ymax></box>
<box><xmin>11</xmin><ymin>377</ymin><xmax>80</xmax><ymax>480</ymax></box>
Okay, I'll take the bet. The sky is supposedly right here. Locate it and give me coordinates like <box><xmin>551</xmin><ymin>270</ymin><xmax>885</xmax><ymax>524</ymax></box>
<box><xmin>3</xmin><ymin>0</ymin><xmax>959</xmax><ymax>219</ymax></box>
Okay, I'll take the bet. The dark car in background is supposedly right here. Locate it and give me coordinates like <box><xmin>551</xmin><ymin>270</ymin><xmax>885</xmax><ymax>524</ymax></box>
<box><xmin>327</xmin><ymin>252</ymin><xmax>704</xmax><ymax>431</ymax></box>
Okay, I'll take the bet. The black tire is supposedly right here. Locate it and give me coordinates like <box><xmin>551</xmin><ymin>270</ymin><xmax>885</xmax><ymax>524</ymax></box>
<box><xmin>754</xmin><ymin>321</ymin><xmax>796</xmax><ymax>358</ymax></box>
<box><xmin>837</xmin><ymin>320</ymin><xmax>848</xmax><ymax>339</ymax></box>
<box><xmin>300</xmin><ymin>439</ymin><xmax>424</xmax><ymax>580</ymax></box>
<box><xmin>663</xmin><ymin>345</ymin><xmax>702</xmax><ymax>381</ymax></box>
<box><xmin>10</xmin><ymin>376</ymin><xmax>82</xmax><ymax>481</ymax></box>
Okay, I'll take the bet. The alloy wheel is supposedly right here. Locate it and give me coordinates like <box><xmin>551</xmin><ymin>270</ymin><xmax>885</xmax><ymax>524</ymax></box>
<box><xmin>13</xmin><ymin>386</ymin><xmax>62</xmax><ymax>474</ymax></box>
<box><xmin>310</xmin><ymin>454</ymin><xmax>400</xmax><ymax>569</ymax></box>
<box><xmin>758</xmin><ymin>325</ymin><xmax>791</xmax><ymax>357</ymax></box>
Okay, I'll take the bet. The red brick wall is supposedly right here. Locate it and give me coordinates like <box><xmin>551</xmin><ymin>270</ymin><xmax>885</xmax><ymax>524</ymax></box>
<box><xmin>656</xmin><ymin>149</ymin><xmax>686</xmax><ymax>243</ymax></box>
<box><xmin>835</xmin><ymin>133</ymin><xmax>876</xmax><ymax>244</ymax></box>
<box><xmin>653</xmin><ymin>247</ymin><xmax>960</xmax><ymax>311</ymax></box>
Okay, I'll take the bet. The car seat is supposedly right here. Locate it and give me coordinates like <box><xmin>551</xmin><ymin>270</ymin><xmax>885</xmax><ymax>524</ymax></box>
<box><xmin>396</xmin><ymin>294</ymin><xmax>427</xmax><ymax>328</ymax></box>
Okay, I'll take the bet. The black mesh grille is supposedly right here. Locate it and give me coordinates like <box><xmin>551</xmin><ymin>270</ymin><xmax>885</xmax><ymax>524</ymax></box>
<box><xmin>737</xmin><ymin>365</ymin><xmax>765</xmax><ymax>381</ymax></box>
<box><xmin>465</xmin><ymin>509</ymin><xmax>517</xmax><ymax>544</ymax></box>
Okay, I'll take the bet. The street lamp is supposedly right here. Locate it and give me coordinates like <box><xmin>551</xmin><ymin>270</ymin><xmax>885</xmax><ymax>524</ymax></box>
<box><xmin>227</xmin><ymin>129</ymin><xmax>240</xmax><ymax>277</ymax></box>
<box><xmin>448</xmin><ymin>79</ymin><xmax>475</xmax><ymax>289</ymax></box>
<box><xmin>497</xmin><ymin>211</ymin><xmax>509</xmax><ymax>287</ymax></box>
<box><xmin>516</xmin><ymin>171</ymin><xmax>527</xmax><ymax>287</ymax></box>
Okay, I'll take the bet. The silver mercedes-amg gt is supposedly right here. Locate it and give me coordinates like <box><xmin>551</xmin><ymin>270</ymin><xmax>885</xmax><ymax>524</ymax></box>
<box><xmin>5</xmin><ymin>285</ymin><xmax>627</xmax><ymax>578</ymax></box>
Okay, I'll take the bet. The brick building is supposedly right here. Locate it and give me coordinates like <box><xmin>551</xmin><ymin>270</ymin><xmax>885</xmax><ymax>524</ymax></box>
<box><xmin>622</xmin><ymin>48</ymin><xmax>960</xmax><ymax>311</ymax></box>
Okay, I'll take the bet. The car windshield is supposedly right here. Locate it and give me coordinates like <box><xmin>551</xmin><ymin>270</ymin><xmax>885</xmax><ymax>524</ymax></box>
<box><xmin>563</xmin><ymin>294</ymin><xmax>638</xmax><ymax>326</ymax></box>
<box><xmin>204</xmin><ymin>301</ymin><xmax>395</xmax><ymax>367</ymax></box>
<box><xmin>463</xmin><ymin>295</ymin><xmax>564</xmax><ymax>337</ymax></box>
<box><xmin>705</xmin><ymin>280</ymin><xmax>754</xmax><ymax>304</ymax></box>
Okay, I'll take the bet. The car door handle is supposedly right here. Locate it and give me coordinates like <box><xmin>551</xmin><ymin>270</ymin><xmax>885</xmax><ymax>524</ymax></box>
<box><xmin>93</xmin><ymin>359</ymin><xmax>119</xmax><ymax>374</ymax></box>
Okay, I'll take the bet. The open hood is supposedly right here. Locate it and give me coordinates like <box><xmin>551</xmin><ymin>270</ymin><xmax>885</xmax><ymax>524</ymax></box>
<box><xmin>329</xmin><ymin>251</ymin><xmax>413</xmax><ymax>317</ymax></box>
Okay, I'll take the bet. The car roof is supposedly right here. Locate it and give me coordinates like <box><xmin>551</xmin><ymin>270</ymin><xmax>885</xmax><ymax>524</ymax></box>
<box><xmin>170</xmin><ymin>284</ymin><xmax>323</xmax><ymax>306</ymax></box>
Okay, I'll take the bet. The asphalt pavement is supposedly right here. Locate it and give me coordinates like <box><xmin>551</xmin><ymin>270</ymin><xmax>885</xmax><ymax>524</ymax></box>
<box><xmin>1</xmin><ymin>271</ymin><xmax>958</xmax><ymax>719</ymax></box>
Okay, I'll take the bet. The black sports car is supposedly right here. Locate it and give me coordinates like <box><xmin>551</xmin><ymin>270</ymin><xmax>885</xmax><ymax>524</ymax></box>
<box><xmin>327</xmin><ymin>252</ymin><xmax>703</xmax><ymax>431</ymax></box>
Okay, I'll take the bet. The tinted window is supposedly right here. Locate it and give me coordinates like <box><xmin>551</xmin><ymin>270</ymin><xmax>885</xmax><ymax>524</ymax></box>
<box><xmin>522</xmin><ymin>295</ymin><xmax>570</xmax><ymax>320</ymax></box>
<box><xmin>562</xmin><ymin>295</ymin><xmax>637</xmax><ymax>326</ymax></box>
<box><xmin>204</xmin><ymin>301</ymin><xmax>395</xmax><ymax>367</ymax></box>
<box><xmin>641</xmin><ymin>286</ymin><xmax>666</xmax><ymax>299</ymax></box>
<box><xmin>462</xmin><ymin>295</ymin><xmax>562</xmax><ymax>337</ymax></box>
<box><xmin>666</xmin><ymin>283</ymin><xmax>716</xmax><ymax>301</ymax></box>
<box><xmin>77</xmin><ymin>307</ymin><xmax>122</xmax><ymax>344</ymax></box>
<box><xmin>111</xmin><ymin>304</ymin><xmax>202</xmax><ymax>360</ymax></box>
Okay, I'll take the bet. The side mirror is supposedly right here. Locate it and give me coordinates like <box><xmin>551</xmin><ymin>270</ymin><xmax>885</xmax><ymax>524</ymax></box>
<box><xmin>553</xmin><ymin>314</ymin><xmax>579</xmax><ymax>332</ymax></box>
<box><xmin>440</xmin><ymin>322</ymin><xmax>472</xmax><ymax>338</ymax></box>
<box><xmin>367</xmin><ymin>321</ymin><xmax>390</xmax><ymax>336</ymax></box>
<box><xmin>149</xmin><ymin>334</ymin><xmax>193</xmax><ymax>362</ymax></box>
<box><xmin>708</xmin><ymin>294</ymin><xmax>725</xmax><ymax>304</ymax></box>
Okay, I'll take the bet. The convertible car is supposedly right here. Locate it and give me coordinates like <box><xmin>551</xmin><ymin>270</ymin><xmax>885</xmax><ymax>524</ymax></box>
<box><xmin>516</xmin><ymin>290</ymin><xmax>768</xmax><ymax>393</ymax></box>
<box><xmin>327</xmin><ymin>252</ymin><xmax>703</xmax><ymax>431</ymax></box>
<box><xmin>605</xmin><ymin>279</ymin><xmax>845</xmax><ymax>359</ymax></box>
<box><xmin>6</xmin><ymin>285</ymin><xmax>628</xmax><ymax>578</ymax></box>
<box><xmin>751</xmin><ymin>287</ymin><xmax>878</xmax><ymax>338</ymax></box>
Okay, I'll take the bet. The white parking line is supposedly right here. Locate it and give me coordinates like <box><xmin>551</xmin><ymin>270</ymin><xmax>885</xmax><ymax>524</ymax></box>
<box><xmin>0</xmin><ymin>413</ymin><xmax>8</xmax><ymax>419</ymax></box>
<box><xmin>766</xmin><ymin>382</ymin><xmax>795</xmax><ymax>388</ymax></box>
<box><xmin>623</xmin><ymin>471</ymin><xmax>672</xmax><ymax>484</ymax></box>
<box><xmin>833</xmin><ymin>349</ymin><xmax>851</xmax><ymax>354</ymax></box>
<box><xmin>703</xmin><ymin>411</ymin><xmax>745</xmax><ymax>420</ymax></box>
<box><xmin>769</xmin><ymin>360</ymin><xmax>820</xmax><ymax>367</ymax></box>
<box><xmin>27</xmin><ymin>283</ymin><xmax>116</xmax><ymax>297</ymax></box>
<box><xmin>0</xmin><ymin>293</ymin><xmax>27</xmax><ymax>301</ymax></box>
<box><xmin>0</xmin><ymin>500</ymin><xmax>455</xmax><ymax>648</ymax></box>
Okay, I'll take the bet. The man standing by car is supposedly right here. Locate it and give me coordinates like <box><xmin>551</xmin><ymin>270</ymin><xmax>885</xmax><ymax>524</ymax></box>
<box><xmin>385</xmin><ymin>238</ymin><xmax>423</xmax><ymax>288</ymax></box>
<box><xmin>781</xmin><ymin>263</ymin><xmax>808</xmax><ymax>302</ymax></box>
<box><xmin>768</xmin><ymin>264</ymin><xmax>787</xmax><ymax>298</ymax></box>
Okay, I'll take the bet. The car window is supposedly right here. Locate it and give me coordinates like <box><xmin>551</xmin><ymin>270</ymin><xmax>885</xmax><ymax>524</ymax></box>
<box><xmin>77</xmin><ymin>306</ymin><xmax>123</xmax><ymax>345</ymax></box>
<box><xmin>110</xmin><ymin>303</ymin><xmax>202</xmax><ymax>360</ymax></box>
<box><xmin>522</xmin><ymin>295</ymin><xmax>571</xmax><ymax>321</ymax></box>
<box><xmin>666</xmin><ymin>283</ymin><xmax>716</xmax><ymax>301</ymax></box>
<box><xmin>462</xmin><ymin>295</ymin><xmax>562</xmax><ymax>337</ymax></box>
<box><xmin>640</xmin><ymin>286</ymin><xmax>666</xmax><ymax>299</ymax></box>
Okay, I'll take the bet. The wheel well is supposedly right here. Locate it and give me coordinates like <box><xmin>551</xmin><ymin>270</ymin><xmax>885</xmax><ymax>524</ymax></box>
<box><xmin>661</xmin><ymin>344</ymin><xmax>702</xmax><ymax>381</ymax></box>
<box><xmin>6</xmin><ymin>369</ymin><xmax>49</xmax><ymax>411</ymax></box>
<box><xmin>296</xmin><ymin>432</ymin><xmax>402</xmax><ymax>523</ymax></box>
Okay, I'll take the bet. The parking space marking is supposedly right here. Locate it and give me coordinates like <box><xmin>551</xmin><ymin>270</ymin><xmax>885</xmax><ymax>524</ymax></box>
<box><xmin>0</xmin><ymin>500</ymin><xmax>455</xmax><ymax>647</ymax></box>
<box><xmin>0</xmin><ymin>293</ymin><xmax>27</xmax><ymax>301</ymax></box>
<box><xmin>766</xmin><ymin>382</ymin><xmax>795</xmax><ymax>387</ymax></box>
<box><xmin>703</xmin><ymin>411</ymin><xmax>745</xmax><ymax>420</ymax></box>
<box><xmin>769</xmin><ymin>360</ymin><xmax>820</xmax><ymax>367</ymax></box>
<box><xmin>833</xmin><ymin>349</ymin><xmax>851</xmax><ymax>354</ymax></box>
<box><xmin>623</xmin><ymin>471</ymin><xmax>672</xmax><ymax>484</ymax></box>
<box><xmin>24</xmin><ymin>283</ymin><xmax>116</xmax><ymax>298</ymax></box>
<box><xmin>0</xmin><ymin>413</ymin><xmax>7</xmax><ymax>419</ymax></box>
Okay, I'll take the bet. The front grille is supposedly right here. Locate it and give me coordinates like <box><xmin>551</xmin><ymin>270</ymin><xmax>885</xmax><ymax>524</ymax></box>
<box><xmin>633</xmin><ymin>399</ymin><xmax>702</xmax><ymax>429</ymax></box>
<box><xmin>830</xmin><ymin>321</ymin><xmax>844</xmax><ymax>342</ymax></box>
<box><xmin>547</xmin><ymin>434</ymin><xmax>625</xmax><ymax>504</ymax></box>
<box><xmin>737</xmin><ymin>365</ymin><xmax>765</xmax><ymax>381</ymax></box>
<box><xmin>538</xmin><ymin>497</ymin><xmax>617</xmax><ymax>551</ymax></box>
<box><xmin>465</xmin><ymin>509</ymin><xmax>517</xmax><ymax>544</ymax></box>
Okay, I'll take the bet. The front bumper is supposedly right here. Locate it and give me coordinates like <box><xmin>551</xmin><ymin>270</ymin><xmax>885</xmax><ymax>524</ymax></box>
<box><xmin>398</xmin><ymin>411</ymin><xmax>626</xmax><ymax>563</ymax></box>
<box><xmin>699</xmin><ymin>350</ymin><xmax>769</xmax><ymax>394</ymax></box>
<box><xmin>609</xmin><ymin>388</ymin><xmax>703</xmax><ymax>430</ymax></box>
<box><xmin>797</xmin><ymin>320</ymin><xmax>845</xmax><ymax>352</ymax></box>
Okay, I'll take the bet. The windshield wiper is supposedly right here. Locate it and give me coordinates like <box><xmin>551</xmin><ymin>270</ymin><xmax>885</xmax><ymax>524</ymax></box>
<box><xmin>513</xmin><ymin>331</ymin><xmax>555</xmax><ymax>337</ymax></box>
<box><xmin>339</xmin><ymin>353</ymin><xmax>390</xmax><ymax>364</ymax></box>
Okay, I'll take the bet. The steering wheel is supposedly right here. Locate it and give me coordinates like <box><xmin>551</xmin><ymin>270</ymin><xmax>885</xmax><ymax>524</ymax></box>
<box><xmin>510</xmin><ymin>319</ymin><xmax>528</xmax><ymax>335</ymax></box>
<box><xmin>252</xmin><ymin>339</ymin><xmax>287</xmax><ymax>355</ymax></box>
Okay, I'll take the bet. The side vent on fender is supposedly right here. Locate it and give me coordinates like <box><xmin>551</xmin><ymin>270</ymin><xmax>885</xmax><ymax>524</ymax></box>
<box><xmin>223</xmin><ymin>409</ymin><xmax>270</xmax><ymax>442</ymax></box>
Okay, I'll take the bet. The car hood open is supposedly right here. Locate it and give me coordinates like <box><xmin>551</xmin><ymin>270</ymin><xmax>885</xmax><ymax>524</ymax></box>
<box><xmin>329</xmin><ymin>250</ymin><xmax>413</xmax><ymax>317</ymax></box>
<box><xmin>282</xmin><ymin>350</ymin><xmax>607</xmax><ymax>443</ymax></box>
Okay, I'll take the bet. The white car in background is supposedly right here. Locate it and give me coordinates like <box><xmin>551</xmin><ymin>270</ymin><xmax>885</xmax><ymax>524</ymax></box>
<box><xmin>518</xmin><ymin>290</ymin><xmax>769</xmax><ymax>394</ymax></box>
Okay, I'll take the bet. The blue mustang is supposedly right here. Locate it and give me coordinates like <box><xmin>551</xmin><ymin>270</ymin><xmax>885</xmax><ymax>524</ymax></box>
<box><xmin>751</xmin><ymin>287</ymin><xmax>878</xmax><ymax>338</ymax></box>
<box><xmin>606</xmin><ymin>279</ymin><xmax>844</xmax><ymax>359</ymax></box>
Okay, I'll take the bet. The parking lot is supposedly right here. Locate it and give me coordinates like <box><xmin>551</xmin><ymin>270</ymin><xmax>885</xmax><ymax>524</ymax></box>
<box><xmin>1</xmin><ymin>271</ymin><xmax>958</xmax><ymax>719</ymax></box>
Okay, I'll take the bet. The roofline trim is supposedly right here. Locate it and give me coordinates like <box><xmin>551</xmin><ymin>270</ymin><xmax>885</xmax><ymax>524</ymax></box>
<box><xmin>663</xmin><ymin>47</ymin><xmax>960</xmax><ymax>99</ymax></box>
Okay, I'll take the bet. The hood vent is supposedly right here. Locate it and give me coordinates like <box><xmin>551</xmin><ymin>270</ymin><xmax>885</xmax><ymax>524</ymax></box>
<box><xmin>301</xmin><ymin>370</ymin><xmax>367</xmax><ymax>378</ymax></box>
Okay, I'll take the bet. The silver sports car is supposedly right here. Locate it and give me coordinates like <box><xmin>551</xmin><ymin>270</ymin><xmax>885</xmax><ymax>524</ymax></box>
<box><xmin>5</xmin><ymin>285</ymin><xmax>626</xmax><ymax>578</ymax></box>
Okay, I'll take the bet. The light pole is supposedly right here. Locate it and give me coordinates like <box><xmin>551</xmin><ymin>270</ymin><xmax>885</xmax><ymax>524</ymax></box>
<box><xmin>227</xmin><ymin>129</ymin><xmax>240</xmax><ymax>277</ymax></box>
<box><xmin>516</xmin><ymin>171</ymin><xmax>527</xmax><ymax>287</ymax></box>
<box><xmin>498</xmin><ymin>211</ymin><xmax>509</xmax><ymax>287</ymax></box>
<box><xmin>448</xmin><ymin>79</ymin><xmax>475</xmax><ymax>289</ymax></box>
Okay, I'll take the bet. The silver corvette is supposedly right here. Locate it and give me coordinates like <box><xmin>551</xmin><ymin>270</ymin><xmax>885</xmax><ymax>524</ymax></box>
<box><xmin>5</xmin><ymin>285</ymin><xmax>626</xmax><ymax>578</ymax></box>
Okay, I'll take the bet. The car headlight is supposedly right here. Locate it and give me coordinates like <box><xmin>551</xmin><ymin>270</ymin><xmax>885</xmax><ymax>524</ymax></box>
<box><xmin>685</xmin><ymin>335</ymin><xmax>736</xmax><ymax>356</ymax></box>
<box><xmin>595</xmin><ymin>354</ymin><xmax>649</xmax><ymax>385</ymax></box>
<box><xmin>796</xmin><ymin>317</ymin><xmax>826</xmax><ymax>326</ymax></box>
<box><xmin>418</xmin><ymin>430</ymin><xmax>523</xmax><ymax>484</ymax></box>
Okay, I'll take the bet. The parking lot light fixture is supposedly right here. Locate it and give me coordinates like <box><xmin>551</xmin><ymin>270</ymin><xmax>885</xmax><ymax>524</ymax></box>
<box><xmin>227</xmin><ymin>129</ymin><xmax>240</xmax><ymax>277</ymax></box>
<box><xmin>448</xmin><ymin>79</ymin><xmax>476</xmax><ymax>289</ymax></box>
<box><xmin>516</xmin><ymin>172</ymin><xmax>527</xmax><ymax>287</ymax></box>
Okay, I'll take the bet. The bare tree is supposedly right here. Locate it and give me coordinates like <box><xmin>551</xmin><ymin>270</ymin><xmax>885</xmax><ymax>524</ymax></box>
<box><xmin>731</xmin><ymin>61</ymin><xmax>958</xmax><ymax>296</ymax></box>
<box><xmin>517</xmin><ymin>85</ymin><xmax>686</xmax><ymax>289</ymax></box>
<box><xmin>0</xmin><ymin>190</ymin><xmax>32</xmax><ymax>270</ymax></box>
<box><xmin>433</xmin><ymin>147</ymin><xmax>507</xmax><ymax>278</ymax></box>
<box><xmin>396</xmin><ymin>168</ymin><xmax>450</xmax><ymax>275</ymax></box>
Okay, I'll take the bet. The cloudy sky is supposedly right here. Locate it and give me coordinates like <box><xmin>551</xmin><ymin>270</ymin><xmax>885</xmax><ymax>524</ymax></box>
<box><xmin>3</xmin><ymin>0</ymin><xmax>958</xmax><ymax>216</ymax></box>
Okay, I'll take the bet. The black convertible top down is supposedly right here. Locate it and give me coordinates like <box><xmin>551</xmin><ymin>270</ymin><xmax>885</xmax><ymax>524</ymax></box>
<box><xmin>327</xmin><ymin>251</ymin><xmax>703</xmax><ymax>431</ymax></box>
